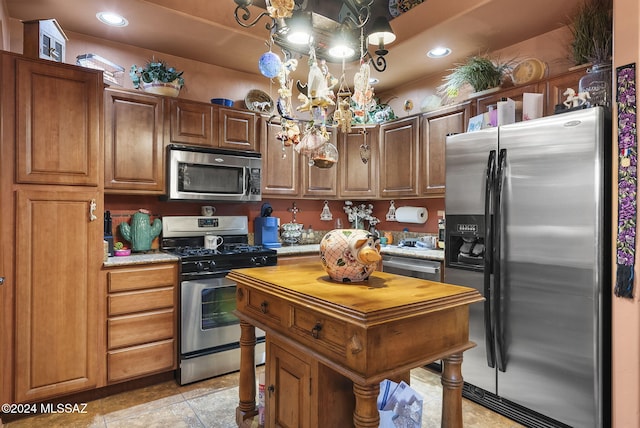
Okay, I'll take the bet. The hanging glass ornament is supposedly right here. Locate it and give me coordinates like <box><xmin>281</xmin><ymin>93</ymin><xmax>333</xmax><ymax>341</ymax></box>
<box><xmin>295</xmin><ymin>123</ymin><xmax>328</xmax><ymax>156</ymax></box>
<box><xmin>258</xmin><ymin>50</ymin><xmax>282</xmax><ymax>78</ymax></box>
<box><xmin>312</xmin><ymin>141</ymin><xmax>339</xmax><ymax>169</ymax></box>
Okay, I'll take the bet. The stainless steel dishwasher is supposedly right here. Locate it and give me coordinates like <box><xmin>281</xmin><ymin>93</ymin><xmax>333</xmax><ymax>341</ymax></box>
<box><xmin>381</xmin><ymin>254</ymin><xmax>441</xmax><ymax>282</ymax></box>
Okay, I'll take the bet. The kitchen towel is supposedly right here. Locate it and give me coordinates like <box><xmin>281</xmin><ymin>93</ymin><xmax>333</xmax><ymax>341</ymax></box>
<box><xmin>615</xmin><ymin>62</ymin><xmax>637</xmax><ymax>299</ymax></box>
<box><xmin>395</xmin><ymin>207</ymin><xmax>428</xmax><ymax>224</ymax></box>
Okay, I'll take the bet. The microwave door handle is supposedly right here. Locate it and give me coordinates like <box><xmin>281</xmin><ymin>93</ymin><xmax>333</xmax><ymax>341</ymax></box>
<box><xmin>244</xmin><ymin>167</ymin><xmax>250</xmax><ymax>196</ymax></box>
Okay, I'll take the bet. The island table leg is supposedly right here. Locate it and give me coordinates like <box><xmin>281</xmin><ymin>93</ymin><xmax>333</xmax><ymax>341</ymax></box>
<box><xmin>441</xmin><ymin>352</ymin><xmax>464</xmax><ymax>428</ymax></box>
<box><xmin>236</xmin><ymin>320</ymin><xmax>258</xmax><ymax>426</ymax></box>
<box><xmin>352</xmin><ymin>382</ymin><xmax>380</xmax><ymax>428</ymax></box>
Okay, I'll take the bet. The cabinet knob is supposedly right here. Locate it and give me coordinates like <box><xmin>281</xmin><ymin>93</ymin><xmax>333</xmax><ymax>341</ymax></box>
<box><xmin>268</xmin><ymin>384</ymin><xmax>275</xmax><ymax>397</ymax></box>
<box><xmin>311</xmin><ymin>322</ymin><xmax>322</xmax><ymax>339</ymax></box>
<box><xmin>260</xmin><ymin>301</ymin><xmax>268</xmax><ymax>314</ymax></box>
<box><xmin>0</xmin><ymin>277</ymin><xmax>4</xmax><ymax>286</ymax></box>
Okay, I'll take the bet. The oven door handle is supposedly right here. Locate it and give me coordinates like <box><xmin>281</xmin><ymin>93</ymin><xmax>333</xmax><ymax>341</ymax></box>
<box><xmin>181</xmin><ymin>276</ymin><xmax>236</xmax><ymax>290</ymax></box>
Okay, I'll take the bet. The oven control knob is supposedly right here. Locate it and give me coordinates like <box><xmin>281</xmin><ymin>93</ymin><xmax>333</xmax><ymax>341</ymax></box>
<box><xmin>208</xmin><ymin>260</ymin><xmax>216</xmax><ymax>269</ymax></box>
<box><xmin>195</xmin><ymin>261</ymin><xmax>204</xmax><ymax>272</ymax></box>
<box><xmin>250</xmin><ymin>256</ymin><xmax>269</xmax><ymax>266</ymax></box>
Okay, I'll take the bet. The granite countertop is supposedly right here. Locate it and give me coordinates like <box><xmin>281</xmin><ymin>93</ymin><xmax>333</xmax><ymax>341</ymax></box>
<box><xmin>276</xmin><ymin>244</ymin><xmax>444</xmax><ymax>261</ymax></box>
<box><xmin>103</xmin><ymin>251</ymin><xmax>180</xmax><ymax>267</ymax></box>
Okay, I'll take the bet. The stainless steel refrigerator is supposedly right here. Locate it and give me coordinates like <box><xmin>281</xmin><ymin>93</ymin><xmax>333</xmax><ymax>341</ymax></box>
<box><xmin>444</xmin><ymin>107</ymin><xmax>610</xmax><ymax>428</ymax></box>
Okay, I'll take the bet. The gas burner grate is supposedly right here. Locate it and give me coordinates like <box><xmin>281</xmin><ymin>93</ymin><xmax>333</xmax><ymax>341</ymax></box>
<box><xmin>173</xmin><ymin>247</ymin><xmax>220</xmax><ymax>257</ymax></box>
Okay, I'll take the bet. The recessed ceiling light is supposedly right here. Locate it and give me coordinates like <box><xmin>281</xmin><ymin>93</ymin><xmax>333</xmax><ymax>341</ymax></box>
<box><xmin>96</xmin><ymin>12</ymin><xmax>128</xmax><ymax>27</ymax></box>
<box><xmin>427</xmin><ymin>47</ymin><xmax>451</xmax><ymax>58</ymax></box>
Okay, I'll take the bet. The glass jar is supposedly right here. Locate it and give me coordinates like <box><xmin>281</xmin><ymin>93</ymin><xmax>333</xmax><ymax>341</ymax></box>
<box><xmin>311</xmin><ymin>142</ymin><xmax>338</xmax><ymax>168</ymax></box>
<box><xmin>579</xmin><ymin>62</ymin><xmax>612</xmax><ymax>109</ymax></box>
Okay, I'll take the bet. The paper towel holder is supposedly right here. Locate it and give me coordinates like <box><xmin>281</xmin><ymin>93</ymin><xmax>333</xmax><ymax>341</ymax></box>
<box><xmin>395</xmin><ymin>206</ymin><xmax>428</xmax><ymax>224</ymax></box>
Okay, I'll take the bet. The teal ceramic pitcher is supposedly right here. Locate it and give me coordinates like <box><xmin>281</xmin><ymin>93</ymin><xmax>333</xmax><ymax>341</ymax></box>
<box><xmin>119</xmin><ymin>209</ymin><xmax>162</xmax><ymax>252</ymax></box>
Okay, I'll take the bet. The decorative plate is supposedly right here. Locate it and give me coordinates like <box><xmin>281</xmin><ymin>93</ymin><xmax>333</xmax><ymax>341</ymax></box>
<box><xmin>389</xmin><ymin>0</ymin><xmax>425</xmax><ymax>17</ymax></box>
<box><xmin>245</xmin><ymin>89</ymin><xmax>274</xmax><ymax>114</ymax></box>
<box><xmin>512</xmin><ymin>58</ymin><xmax>547</xmax><ymax>85</ymax></box>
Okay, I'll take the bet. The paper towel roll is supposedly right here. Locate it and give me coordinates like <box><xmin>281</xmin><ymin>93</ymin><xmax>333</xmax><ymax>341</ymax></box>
<box><xmin>395</xmin><ymin>206</ymin><xmax>428</xmax><ymax>224</ymax></box>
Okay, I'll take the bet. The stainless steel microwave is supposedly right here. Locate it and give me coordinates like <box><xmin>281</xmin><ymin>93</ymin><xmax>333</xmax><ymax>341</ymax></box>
<box><xmin>165</xmin><ymin>144</ymin><xmax>262</xmax><ymax>202</ymax></box>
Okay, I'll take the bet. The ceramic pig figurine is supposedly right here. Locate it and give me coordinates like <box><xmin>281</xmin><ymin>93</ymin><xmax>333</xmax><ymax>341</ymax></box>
<box><xmin>119</xmin><ymin>209</ymin><xmax>162</xmax><ymax>252</ymax></box>
<box><xmin>319</xmin><ymin>229</ymin><xmax>381</xmax><ymax>283</ymax></box>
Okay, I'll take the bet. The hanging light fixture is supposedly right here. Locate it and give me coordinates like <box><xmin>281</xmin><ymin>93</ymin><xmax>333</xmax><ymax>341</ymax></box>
<box><xmin>285</xmin><ymin>11</ymin><xmax>312</xmax><ymax>45</ymax></box>
<box><xmin>365</xmin><ymin>16</ymin><xmax>396</xmax><ymax>72</ymax></box>
<box><xmin>233</xmin><ymin>0</ymin><xmax>397</xmax><ymax>167</ymax></box>
<box><xmin>232</xmin><ymin>0</ymin><xmax>393</xmax><ymax>67</ymax></box>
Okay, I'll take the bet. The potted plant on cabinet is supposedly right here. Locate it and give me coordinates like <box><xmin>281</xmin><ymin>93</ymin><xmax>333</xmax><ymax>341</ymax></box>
<box><xmin>567</xmin><ymin>0</ymin><xmax>613</xmax><ymax>108</ymax></box>
<box><xmin>130</xmin><ymin>58</ymin><xmax>184</xmax><ymax>97</ymax></box>
<box><xmin>568</xmin><ymin>0</ymin><xmax>612</xmax><ymax>67</ymax></box>
<box><xmin>438</xmin><ymin>55</ymin><xmax>513</xmax><ymax>100</ymax></box>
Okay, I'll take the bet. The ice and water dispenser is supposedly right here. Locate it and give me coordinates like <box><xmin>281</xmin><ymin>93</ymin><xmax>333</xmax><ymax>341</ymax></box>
<box><xmin>444</xmin><ymin>215</ymin><xmax>486</xmax><ymax>270</ymax></box>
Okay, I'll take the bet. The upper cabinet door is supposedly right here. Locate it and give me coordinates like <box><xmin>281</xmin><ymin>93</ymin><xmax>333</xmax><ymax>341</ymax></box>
<box><xmin>378</xmin><ymin>117</ymin><xmax>420</xmax><ymax>198</ymax></box>
<box><xmin>104</xmin><ymin>89</ymin><xmax>165</xmax><ymax>193</ymax></box>
<box><xmin>15</xmin><ymin>58</ymin><xmax>102</xmax><ymax>186</ymax></box>
<box><xmin>217</xmin><ymin>107</ymin><xmax>258</xmax><ymax>151</ymax></box>
<box><xmin>421</xmin><ymin>103</ymin><xmax>471</xmax><ymax>196</ymax></box>
<box><xmin>169</xmin><ymin>99</ymin><xmax>214</xmax><ymax>146</ymax></box>
<box><xmin>545</xmin><ymin>69</ymin><xmax>584</xmax><ymax>116</ymax></box>
<box><xmin>338</xmin><ymin>127</ymin><xmax>378</xmax><ymax>199</ymax></box>
<box><xmin>260</xmin><ymin>118</ymin><xmax>300</xmax><ymax>196</ymax></box>
<box><xmin>301</xmin><ymin>128</ymin><xmax>338</xmax><ymax>198</ymax></box>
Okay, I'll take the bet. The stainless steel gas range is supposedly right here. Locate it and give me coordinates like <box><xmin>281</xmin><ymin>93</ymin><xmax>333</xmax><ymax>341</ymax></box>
<box><xmin>161</xmin><ymin>215</ymin><xmax>276</xmax><ymax>385</ymax></box>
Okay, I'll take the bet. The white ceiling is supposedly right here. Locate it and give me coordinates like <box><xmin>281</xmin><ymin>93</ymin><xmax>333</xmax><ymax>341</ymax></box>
<box><xmin>4</xmin><ymin>0</ymin><xmax>584</xmax><ymax>92</ymax></box>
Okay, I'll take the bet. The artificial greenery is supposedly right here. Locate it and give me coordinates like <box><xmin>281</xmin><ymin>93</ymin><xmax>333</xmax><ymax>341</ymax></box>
<box><xmin>129</xmin><ymin>59</ymin><xmax>184</xmax><ymax>89</ymax></box>
<box><xmin>439</xmin><ymin>55</ymin><xmax>513</xmax><ymax>97</ymax></box>
<box><xmin>568</xmin><ymin>0</ymin><xmax>612</xmax><ymax>65</ymax></box>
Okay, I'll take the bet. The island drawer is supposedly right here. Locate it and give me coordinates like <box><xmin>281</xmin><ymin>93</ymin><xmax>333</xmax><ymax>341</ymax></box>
<box><xmin>241</xmin><ymin>287</ymin><xmax>288</xmax><ymax>327</ymax></box>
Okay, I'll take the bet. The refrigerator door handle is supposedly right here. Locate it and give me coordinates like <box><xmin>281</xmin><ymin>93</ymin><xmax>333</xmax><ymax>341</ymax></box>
<box><xmin>495</xmin><ymin>148</ymin><xmax>508</xmax><ymax>372</ymax></box>
<box><xmin>483</xmin><ymin>150</ymin><xmax>496</xmax><ymax>369</ymax></box>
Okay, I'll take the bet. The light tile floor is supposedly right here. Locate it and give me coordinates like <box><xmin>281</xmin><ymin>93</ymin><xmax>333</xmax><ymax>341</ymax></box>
<box><xmin>1</xmin><ymin>367</ymin><xmax>524</xmax><ymax>427</ymax></box>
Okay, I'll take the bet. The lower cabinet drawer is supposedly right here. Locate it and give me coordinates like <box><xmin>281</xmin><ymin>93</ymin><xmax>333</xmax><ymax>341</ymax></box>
<box><xmin>108</xmin><ymin>287</ymin><xmax>174</xmax><ymax>316</ymax></box>
<box><xmin>108</xmin><ymin>310</ymin><xmax>174</xmax><ymax>349</ymax></box>
<box><xmin>107</xmin><ymin>339</ymin><xmax>175</xmax><ymax>383</ymax></box>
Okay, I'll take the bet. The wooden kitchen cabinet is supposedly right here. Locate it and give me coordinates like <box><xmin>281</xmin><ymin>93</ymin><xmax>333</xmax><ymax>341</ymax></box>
<box><xmin>14</xmin><ymin>188</ymin><xmax>103</xmax><ymax>402</ymax></box>
<box><xmin>338</xmin><ymin>126</ymin><xmax>378</xmax><ymax>199</ymax></box>
<box><xmin>169</xmin><ymin>98</ymin><xmax>214</xmax><ymax>146</ymax></box>
<box><xmin>104</xmin><ymin>89</ymin><xmax>165</xmax><ymax>194</ymax></box>
<box><xmin>105</xmin><ymin>262</ymin><xmax>178</xmax><ymax>384</ymax></box>
<box><xmin>378</xmin><ymin>116</ymin><xmax>420</xmax><ymax>198</ymax></box>
<box><xmin>260</xmin><ymin>117</ymin><xmax>300</xmax><ymax>196</ymax></box>
<box><xmin>545</xmin><ymin>69</ymin><xmax>584</xmax><ymax>116</ymax></box>
<box><xmin>301</xmin><ymin>128</ymin><xmax>338</xmax><ymax>198</ymax></box>
<box><xmin>420</xmin><ymin>102</ymin><xmax>471</xmax><ymax>197</ymax></box>
<box><xmin>7</xmin><ymin>51</ymin><xmax>105</xmax><ymax>404</ymax></box>
<box><xmin>217</xmin><ymin>106</ymin><xmax>258</xmax><ymax>151</ymax></box>
<box><xmin>15</xmin><ymin>56</ymin><xmax>102</xmax><ymax>186</ymax></box>
<box><xmin>266</xmin><ymin>337</ymin><xmax>354</xmax><ymax>428</ymax></box>
<box><xmin>475</xmin><ymin>83</ymin><xmax>541</xmax><ymax>122</ymax></box>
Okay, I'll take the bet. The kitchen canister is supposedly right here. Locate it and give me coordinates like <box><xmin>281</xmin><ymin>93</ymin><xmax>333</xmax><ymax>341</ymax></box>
<box><xmin>395</xmin><ymin>206</ymin><xmax>428</xmax><ymax>224</ymax></box>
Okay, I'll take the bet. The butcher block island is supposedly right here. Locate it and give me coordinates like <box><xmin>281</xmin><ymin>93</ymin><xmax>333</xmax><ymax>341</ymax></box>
<box><xmin>230</xmin><ymin>262</ymin><xmax>483</xmax><ymax>428</ymax></box>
